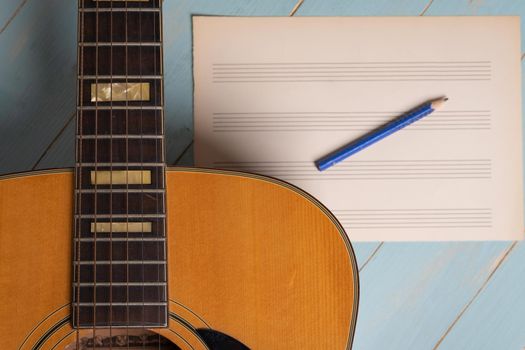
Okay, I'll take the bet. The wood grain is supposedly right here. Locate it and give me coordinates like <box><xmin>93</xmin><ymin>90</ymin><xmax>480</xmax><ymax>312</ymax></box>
<box><xmin>0</xmin><ymin>168</ymin><xmax>358</xmax><ymax>349</ymax></box>
<box><xmin>434</xmin><ymin>242</ymin><xmax>525</xmax><ymax>350</ymax></box>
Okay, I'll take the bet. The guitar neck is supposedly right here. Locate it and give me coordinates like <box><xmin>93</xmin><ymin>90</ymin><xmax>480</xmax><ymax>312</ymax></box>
<box><xmin>73</xmin><ymin>0</ymin><xmax>168</xmax><ymax>329</ymax></box>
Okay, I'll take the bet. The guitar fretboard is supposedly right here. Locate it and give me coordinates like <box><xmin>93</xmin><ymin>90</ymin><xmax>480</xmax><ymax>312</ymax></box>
<box><xmin>73</xmin><ymin>0</ymin><xmax>167</xmax><ymax>329</ymax></box>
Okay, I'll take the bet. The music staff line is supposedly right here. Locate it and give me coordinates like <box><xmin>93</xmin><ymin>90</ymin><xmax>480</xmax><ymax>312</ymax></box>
<box><xmin>212</xmin><ymin>110</ymin><xmax>492</xmax><ymax>132</ymax></box>
<box><xmin>214</xmin><ymin>160</ymin><xmax>492</xmax><ymax>180</ymax></box>
<box><xmin>212</xmin><ymin>61</ymin><xmax>492</xmax><ymax>82</ymax></box>
<box><xmin>333</xmin><ymin>208</ymin><xmax>492</xmax><ymax>229</ymax></box>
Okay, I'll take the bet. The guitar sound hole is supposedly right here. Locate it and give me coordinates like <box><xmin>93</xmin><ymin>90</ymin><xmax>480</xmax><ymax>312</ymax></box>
<box><xmin>64</xmin><ymin>329</ymin><xmax>180</xmax><ymax>349</ymax></box>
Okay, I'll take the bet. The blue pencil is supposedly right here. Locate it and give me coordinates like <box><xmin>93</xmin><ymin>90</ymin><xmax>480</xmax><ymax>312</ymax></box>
<box><xmin>315</xmin><ymin>97</ymin><xmax>448</xmax><ymax>171</ymax></box>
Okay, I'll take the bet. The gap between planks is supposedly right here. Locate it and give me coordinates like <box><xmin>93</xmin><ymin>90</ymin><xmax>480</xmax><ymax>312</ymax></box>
<box><xmin>359</xmin><ymin>242</ymin><xmax>384</xmax><ymax>272</ymax></box>
<box><xmin>0</xmin><ymin>0</ymin><xmax>30</xmax><ymax>36</ymax></box>
<box><xmin>431</xmin><ymin>241</ymin><xmax>518</xmax><ymax>350</ymax></box>
<box><xmin>289</xmin><ymin>0</ymin><xmax>304</xmax><ymax>16</ymax></box>
<box><xmin>173</xmin><ymin>140</ymin><xmax>194</xmax><ymax>166</ymax></box>
<box><xmin>419</xmin><ymin>0</ymin><xmax>435</xmax><ymax>16</ymax></box>
<box><xmin>32</xmin><ymin>111</ymin><xmax>76</xmax><ymax>170</ymax></box>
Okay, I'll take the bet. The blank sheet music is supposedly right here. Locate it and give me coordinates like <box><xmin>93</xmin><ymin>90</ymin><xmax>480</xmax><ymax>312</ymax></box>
<box><xmin>193</xmin><ymin>16</ymin><xmax>523</xmax><ymax>241</ymax></box>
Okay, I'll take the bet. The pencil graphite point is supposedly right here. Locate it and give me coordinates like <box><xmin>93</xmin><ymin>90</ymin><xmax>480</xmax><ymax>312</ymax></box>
<box><xmin>431</xmin><ymin>96</ymin><xmax>448</xmax><ymax>110</ymax></box>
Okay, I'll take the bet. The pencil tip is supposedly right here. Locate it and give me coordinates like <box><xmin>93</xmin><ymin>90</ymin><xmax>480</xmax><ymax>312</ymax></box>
<box><xmin>431</xmin><ymin>96</ymin><xmax>448</xmax><ymax>109</ymax></box>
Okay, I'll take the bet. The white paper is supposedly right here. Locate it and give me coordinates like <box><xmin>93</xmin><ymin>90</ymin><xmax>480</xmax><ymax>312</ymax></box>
<box><xmin>193</xmin><ymin>16</ymin><xmax>523</xmax><ymax>241</ymax></box>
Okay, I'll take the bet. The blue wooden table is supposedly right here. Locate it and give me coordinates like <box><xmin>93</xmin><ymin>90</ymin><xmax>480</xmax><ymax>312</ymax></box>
<box><xmin>1</xmin><ymin>1</ymin><xmax>523</xmax><ymax>349</ymax></box>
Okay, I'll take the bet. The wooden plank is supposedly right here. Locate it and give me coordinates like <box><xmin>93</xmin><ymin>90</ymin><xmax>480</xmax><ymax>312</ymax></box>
<box><xmin>353</xmin><ymin>242</ymin><xmax>513</xmax><ymax>349</ymax></box>
<box><xmin>174</xmin><ymin>141</ymin><xmax>193</xmax><ymax>167</ymax></box>
<box><xmin>0</xmin><ymin>0</ymin><xmax>27</xmax><ymax>34</ymax></box>
<box><xmin>396</xmin><ymin>0</ymin><xmax>525</xmax><ymax>349</ymax></box>
<box><xmin>294</xmin><ymin>0</ymin><xmax>433</xmax><ymax>15</ymax></box>
<box><xmin>33</xmin><ymin>117</ymin><xmax>75</xmax><ymax>169</ymax></box>
<box><xmin>0</xmin><ymin>0</ymin><xmax>77</xmax><ymax>174</ymax></box>
<box><xmin>432</xmin><ymin>242</ymin><xmax>525</xmax><ymax>350</ymax></box>
<box><xmin>417</xmin><ymin>2</ymin><xmax>525</xmax><ymax>348</ymax></box>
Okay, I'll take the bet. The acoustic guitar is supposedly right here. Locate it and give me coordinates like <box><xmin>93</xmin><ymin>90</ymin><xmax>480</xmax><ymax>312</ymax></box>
<box><xmin>0</xmin><ymin>1</ymin><xmax>359</xmax><ymax>349</ymax></box>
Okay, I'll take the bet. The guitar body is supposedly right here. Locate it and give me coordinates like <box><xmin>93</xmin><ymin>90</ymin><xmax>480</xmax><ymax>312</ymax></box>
<box><xmin>0</xmin><ymin>168</ymin><xmax>358</xmax><ymax>350</ymax></box>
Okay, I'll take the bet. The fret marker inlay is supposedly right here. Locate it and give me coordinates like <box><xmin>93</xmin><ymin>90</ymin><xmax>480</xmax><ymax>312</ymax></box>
<box><xmin>90</xmin><ymin>170</ymin><xmax>152</xmax><ymax>185</ymax></box>
<box><xmin>90</xmin><ymin>222</ymin><xmax>152</xmax><ymax>233</ymax></box>
<box><xmin>91</xmin><ymin>82</ymin><xmax>150</xmax><ymax>102</ymax></box>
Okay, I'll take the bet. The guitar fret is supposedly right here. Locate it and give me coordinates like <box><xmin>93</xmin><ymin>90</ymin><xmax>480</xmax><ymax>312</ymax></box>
<box><xmin>79</xmin><ymin>42</ymin><xmax>161</xmax><ymax>47</ymax></box>
<box><xmin>76</xmin><ymin>214</ymin><xmax>166</xmax><ymax>219</ymax></box>
<box><xmin>73</xmin><ymin>307</ymin><xmax>168</xmax><ymax>328</ymax></box>
<box><xmin>78</xmin><ymin>106</ymin><xmax>163</xmax><ymax>110</ymax></box>
<box><xmin>76</xmin><ymin>303</ymin><xmax>167</xmax><ymax>307</ymax></box>
<box><xmin>74</xmin><ymin>285</ymin><xmax>167</xmax><ymax>304</ymax></box>
<box><xmin>80</xmin><ymin>75</ymin><xmax>163</xmax><ymax>79</ymax></box>
<box><xmin>80</xmin><ymin>0</ymin><xmax>161</xmax><ymax>9</ymax></box>
<box><xmin>81</xmin><ymin>46</ymin><xmax>161</xmax><ymax>76</ymax></box>
<box><xmin>77</xmin><ymin>135</ymin><xmax>164</xmax><ymax>139</ymax></box>
<box><xmin>76</xmin><ymin>282</ymin><xmax>166</xmax><ymax>286</ymax></box>
<box><xmin>80</xmin><ymin>8</ymin><xmax>160</xmax><ymax>13</ymax></box>
<box><xmin>78</xmin><ymin>138</ymin><xmax>164</xmax><ymax>163</ymax></box>
<box><xmin>75</xmin><ymin>261</ymin><xmax>166</xmax><ymax>265</ymax></box>
<box><xmin>76</xmin><ymin>162</ymin><xmax>165</xmax><ymax>166</ymax></box>
<box><xmin>81</xmin><ymin>12</ymin><xmax>160</xmax><ymax>43</ymax></box>
<box><xmin>76</xmin><ymin>239</ymin><xmax>165</xmax><ymax>259</ymax></box>
<box><xmin>76</xmin><ymin>264</ymin><xmax>166</xmax><ymax>283</ymax></box>
<box><xmin>77</xmin><ymin>192</ymin><xmax>165</xmax><ymax>215</ymax></box>
<box><xmin>76</xmin><ymin>238</ymin><xmax>166</xmax><ymax>242</ymax></box>
<box><xmin>78</xmin><ymin>109</ymin><xmax>162</xmax><ymax>135</ymax></box>
<box><xmin>76</xmin><ymin>188</ymin><xmax>165</xmax><ymax>193</ymax></box>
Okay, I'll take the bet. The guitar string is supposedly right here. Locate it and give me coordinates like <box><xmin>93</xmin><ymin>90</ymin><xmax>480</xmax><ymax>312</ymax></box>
<box><xmin>161</xmin><ymin>0</ymin><xmax>168</xmax><ymax>342</ymax></box>
<box><xmin>93</xmin><ymin>0</ymin><xmax>100</xmax><ymax>346</ymax></box>
<box><xmin>76</xmin><ymin>2</ymin><xmax>164</xmax><ymax>347</ymax></box>
<box><xmin>124</xmin><ymin>0</ymin><xmax>130</xmax><ymax>348</ymax></box>
<box><xmin>76</xmin><ymin>0</ymin><xmax>84</xmax><ymax>348</ymax></box>
<box><xmin>154</xmin><ymin>2</ymin><xmax>162</xmax><ymax>347</ymax></box>
<box><xmin>138</xmin><ymin>1</ymin><xmax>146</xmax><ymax>342</ymax></box>
<box><xmin>109</xmin><ymin>0</ymin><xmax>114</xmax><ymax>347</ymax></box>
